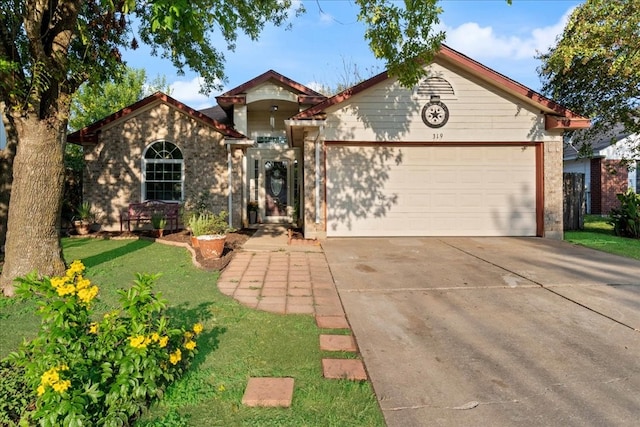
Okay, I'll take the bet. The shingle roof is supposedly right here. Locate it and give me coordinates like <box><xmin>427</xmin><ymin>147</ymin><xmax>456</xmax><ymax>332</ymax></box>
<box><xmin>67</xmin><ymin>92</ymin><xmax>246</xmax><ymax>144</ymax></box>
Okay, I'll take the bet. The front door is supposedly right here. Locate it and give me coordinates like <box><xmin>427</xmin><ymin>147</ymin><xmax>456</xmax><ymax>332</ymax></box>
<box><xmin>264</xmin><ymin>160</ymin><xmax>288</xmax><ymax>219</ymax></box>
<box><xmin>246</xmin><ymin>147</ymin><xmax>300</xmax><ymax>225</ymax></box>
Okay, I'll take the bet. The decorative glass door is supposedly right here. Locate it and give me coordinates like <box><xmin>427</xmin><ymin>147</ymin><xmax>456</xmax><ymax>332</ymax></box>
<box><xmin>264</xmin><ymin>160</ymin><xmax>288</xmax><ymax>218</ymax></box>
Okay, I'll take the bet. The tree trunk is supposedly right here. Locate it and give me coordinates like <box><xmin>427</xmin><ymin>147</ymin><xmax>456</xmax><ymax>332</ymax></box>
<box><xmin>0</xmin><ymin>107</ymin><xmax>17</xmax><ymax>254</ymax></box>
<box><xmin>0</xmin><ymin>116</ymin><xmax>66</xmax><ymax>296</ymax></box>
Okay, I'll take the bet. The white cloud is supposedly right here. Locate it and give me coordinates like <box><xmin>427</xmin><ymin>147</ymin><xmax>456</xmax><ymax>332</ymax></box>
<box><xmin>169</xmin><ymin>77</ymin><xmax>218</xmax><ymax>109</ymax></box>
<box><xmin>305</xmin><ymin>80</ymin><xmax>329</xmax><ymax>94</ymax></box>
<box><xmin>442</xmin><ymin>7</ymin><xmax>575</xmax><ymax>61</ymax></box>
<box><xmin>319</xmin><ymin>11</ymin><xmax>334</xmax><ymax>25</ymax></box>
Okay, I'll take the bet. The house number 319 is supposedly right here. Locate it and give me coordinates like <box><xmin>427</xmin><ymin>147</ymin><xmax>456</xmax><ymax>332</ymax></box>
<box><xmin>433</xmin><ymin>133</ymin><xmax>444</xmax><ymax>140</ymax></box>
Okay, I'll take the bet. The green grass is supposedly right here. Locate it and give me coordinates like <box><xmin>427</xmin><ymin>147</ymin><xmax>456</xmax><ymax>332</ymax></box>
<box><xmin>564</xmin><ymin>215</ymin><xmax>640</xmax><ymax>260</ymax></box>
<box><xmin>0</xmin><ymin>238</ymin><xmax>384</xmax><ymax>426</ymax></box>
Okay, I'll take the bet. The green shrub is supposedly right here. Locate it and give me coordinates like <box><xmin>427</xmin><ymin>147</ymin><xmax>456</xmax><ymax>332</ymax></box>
<box><xmin>151</xmin><ymin>212</ymin><xmax>168</xmax><ymax>230</ymax></box>
<box><xmin>0</xmin><ymin>360</ymin><xmax>34</xmax><ymax>425</ymax></box>
<box><xmin>187</xmin><ymin>211</ymin><xmax>232</xmax><ymax>236</ymax></box>
<box><xmin>7</xmin><ymin>261</ymin><xmax>203</xmax><ymax>426</ymax></box>
<box><xmin>609</xmin><ymin>189</ymin><xmax>640</xmax><ymax>238</ymax></box>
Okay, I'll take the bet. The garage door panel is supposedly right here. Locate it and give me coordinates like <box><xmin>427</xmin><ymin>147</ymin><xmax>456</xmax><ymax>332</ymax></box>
<box><xmin>326</xmin><ymin>145</ymin><xmax>537</xmax><ymax>237</ymax></box>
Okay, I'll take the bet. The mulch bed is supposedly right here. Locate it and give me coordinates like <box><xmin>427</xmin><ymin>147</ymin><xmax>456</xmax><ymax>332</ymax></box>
<box><xmin>74</xmin><ymin>228</ymin><xmax>255</xmax><ymax>271</ymax></box>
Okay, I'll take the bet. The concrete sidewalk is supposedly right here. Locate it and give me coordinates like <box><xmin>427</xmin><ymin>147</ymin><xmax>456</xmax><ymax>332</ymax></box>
<box><xmin>241</xmin><ymin>224</ymin><xmax>322</xmax><ymax>252</ymax></box>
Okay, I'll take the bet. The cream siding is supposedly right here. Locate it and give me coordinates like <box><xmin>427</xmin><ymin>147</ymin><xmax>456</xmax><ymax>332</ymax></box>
<box><xmin>246</xmin><ymin>82</ymin><xmax>298</xmax><ymax>104</ymax></box>
<box><xmin>247</xmin><ymin>110</ymin><xmax>288</xmax><ymax>139</ymax></box>
<box><xmin>324</xmin><ymin>61</ymin><xmax>560</xmax><ymax>144</ymax></box>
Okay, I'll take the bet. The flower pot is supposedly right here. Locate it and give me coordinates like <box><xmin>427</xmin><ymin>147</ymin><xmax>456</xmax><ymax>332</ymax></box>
<box><xmin>197</xmin><ymin>234</ymin><xmax>226</xmax><ymax>259</ymax></box>
<box><xmin>191</xmin><ymin>236</ymin><xmax>199</xmax><ymax>248</ymax></box>
<box><xmin>74</xmin><ymin>220</ymin><xmax>91</xmax><ymax>235</ymax></box>
<box><xmin>249</xmin><ymin>211</ymin><xmax>257</xmax><ymax>224</ymax></box>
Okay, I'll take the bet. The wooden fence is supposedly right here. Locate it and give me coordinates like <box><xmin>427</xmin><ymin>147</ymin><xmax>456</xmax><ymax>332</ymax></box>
<box><xmin>564</xmin><ymin>173</ymin><xmax>585</xmax><ymax>231</ymax></box>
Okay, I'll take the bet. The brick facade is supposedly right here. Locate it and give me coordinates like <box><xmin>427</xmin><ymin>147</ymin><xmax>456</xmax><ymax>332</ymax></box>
<box><xmin>544</xmin><ymin>140</ymin><xmax>564</xmax><ymax>239</ymax></box>
<box><xmin>303</xmin><ymin>130</ymin><xmax>326</xmax><ymax>239</ymax></box>
<box><xmin>589</xmin><ymin>158</ymin><xmax>627</xmax><ymax>214</ymax></box>
<box><xmin>82</xmin><ymin>102</ymin><xmax>244</xmax><ymax>231</ymax></box>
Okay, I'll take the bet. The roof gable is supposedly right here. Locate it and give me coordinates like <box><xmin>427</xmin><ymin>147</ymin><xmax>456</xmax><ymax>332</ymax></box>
<box><xmin>216</xmin><ymin>70</ymin><xmax>326</xmax><ymax>107</ymax></box>
<box><xmin>564</xmin><ymin>124</ymin><xmax>637</xmax><ymax>160</ymax></box>
<box><xmin>67</xmin><ymin>91</ymin><xmax>245</xmax><ymax>144</ymax></box>
<box><xmin>219</xmin><ymin>69</ymin><xmax>323</xmax><ymax>97</ymax></box>
<box><xmin>293</xmin><ymin>45</ymin><xmax>589</xmax><ymax>131</ymax></box>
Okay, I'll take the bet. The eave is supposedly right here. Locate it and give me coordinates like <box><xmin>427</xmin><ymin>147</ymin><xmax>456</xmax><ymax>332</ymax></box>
<box><xmin>67</xmin><ymin>92</ymin><xmax>246</xmax><ymax>144</ymax></box>
<box><xmin>293</xmin><ymin>44</ymin><xmax>590</xmax><ymax>131</ymax></box>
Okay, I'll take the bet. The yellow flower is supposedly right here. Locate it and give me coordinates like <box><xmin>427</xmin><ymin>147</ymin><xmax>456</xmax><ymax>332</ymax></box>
<box><xmin>56</xmin><ymin>283</ymin><xmax>76</xmax><ymax>297</ymax></box>
<box><xmin>158</xmin><ymin>336</ymin><xmax>169</xmax><ymax>348</ymax></box>
<box><xmin>51</xmin><ymin>379</ymin><xmax>71</xmax><ymax>393</ymax></box>
<box><xmin>184</xmin><ymin>340</ymin><xmax>196</xmax><ymax>350</ymax></box>
<box><xmin>50</xmin><ymin>277</ymin><xmax>66</xmax><ymax>289</ymax></box>
<box><xmin>77</xmin><ymin>285</ymin><xmax>98</xmax><ymax>304</ymax></box>
<box><xmin>89</xmin><ymin>323</ymin><xmax>99</xmax><ymax>334</ymax></box>
<box><xmin>67</xmin><ymin>260</ymin><xmax>85</xmax><ymax>276</ymax></box>
<box><xmin>218</xmin><ymin>384</ymin><xmax>226</xmax><ymax>392</ymax></box>
<box><xmin>37</xmin><ymin>385</ymin><xmax>46</xmax><ymax>396</ymax></box>
<box><xmin>129</xmin><ymin>335</ymin><xmax>148</xmax><ymax>349</ymax></box>
<box><xmin>193</xmin><ymin>323</ymin><xmax>203</xmax><ymax>335</ymax></box>
<box><xmin>41</xmin><ymin>368</ymin><xmax>59</xmax><ymax>386</ymax></box>
<box><xmin>76</xmin><ymin>276</ymin><xmax>91</xmax><ymax>290</ymax></box>
<box><xmin>151</xmin><ymin>332</ymin><xmax>160</xmax><ymax>342</ymax></box>
<box><xmin>184</xmin><ymin>331</ymin><xmax>193</xmax><ymax>339</ymax></box>
<box><xmin>169</xmin><ymin>349</ymin><xmax>182</xmax><ymax>365</ymax></box>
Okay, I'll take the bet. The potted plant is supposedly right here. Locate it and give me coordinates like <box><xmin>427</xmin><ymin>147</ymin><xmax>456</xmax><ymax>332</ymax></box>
<box><xmin>73</xmin><ymin>201</ymin><xmax>94</xmax><ymax>235</ymax></box>
<box><xmin>247</xmin><ymin>201</ymin><xmax>259</xmax><ymax>224</ymax></box>
<box><xmin>151</xmin><ymin>212</ymin><xmax>167</xmax><ymax>237</ymax></box>
<box><xmin>189</xmin><ymin>211</ymin><xmax>232</xmax><ymax>259</ymax></box>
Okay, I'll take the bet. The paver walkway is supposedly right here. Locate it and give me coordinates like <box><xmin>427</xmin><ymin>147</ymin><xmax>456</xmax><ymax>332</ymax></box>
<box><xmin>221</xmin><ymin>225</ymin><xmax>368</xmax><ymax>401</ymax></box>
<box><xmin>218</xmin><ymin>251</ymin><xmax>344</xmax><ymax>316</ymax></box>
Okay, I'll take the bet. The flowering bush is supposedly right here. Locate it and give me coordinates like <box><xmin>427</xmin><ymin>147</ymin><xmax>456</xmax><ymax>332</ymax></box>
<box><xmin>7</xmin><ymin>261</ymin><xmax>203</xmax><ymax>426</ymax></box>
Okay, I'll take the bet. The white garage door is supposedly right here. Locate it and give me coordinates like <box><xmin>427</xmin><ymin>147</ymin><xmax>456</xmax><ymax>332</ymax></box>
<box><xmin>326</xmin><ymin>145</ymin><xmax>537</xmax><ymax>237</ymax></box>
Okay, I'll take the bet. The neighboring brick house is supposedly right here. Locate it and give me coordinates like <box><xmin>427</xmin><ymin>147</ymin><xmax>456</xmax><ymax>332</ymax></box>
<box><xmin>563</xmin><ymin>128</ymin><xmax>638</xmax><ymax>214</ymax></box>
<box><xmin>68</xmin><ymin>45</ymin><xmax>589</xmax><ymax>238</ymax></box>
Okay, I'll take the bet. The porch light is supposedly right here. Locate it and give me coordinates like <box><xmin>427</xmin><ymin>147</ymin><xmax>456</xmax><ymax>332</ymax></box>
<box><xmin>270</xmin><ymin>105</ymin><xmax>278</xmax><ymax>129</ymax></box>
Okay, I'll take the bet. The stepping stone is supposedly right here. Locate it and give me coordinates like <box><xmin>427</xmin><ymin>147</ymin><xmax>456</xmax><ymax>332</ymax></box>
<box><xmin>319</xmin><ymin>334</ymin><xmax>357</xmax><ymax>352</ymax></box>
<box><xmin>316</xmin><ymin>315</ymin><xmax>350</xmax><ymax>329</ymax></box>
<box><xmin>242</xmin><ymin>377</ymin><xmax>295</xmax><ymax>407</ymax></box>
<box><xmin>322</xmin><ymin>359</ymin><xmax>367</xmax><ymax>380</ymax></box>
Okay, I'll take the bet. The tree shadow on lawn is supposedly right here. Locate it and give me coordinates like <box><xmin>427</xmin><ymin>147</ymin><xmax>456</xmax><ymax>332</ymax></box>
<box><xmin>79</xmin><ymin>239</ymin><xmax>153</xmax><ymax>269</ymax></box>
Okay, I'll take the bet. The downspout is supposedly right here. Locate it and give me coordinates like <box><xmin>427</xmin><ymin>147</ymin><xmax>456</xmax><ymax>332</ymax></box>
<box><xmin>315</xmin><ymin>126</ymin><xmax>323</xmax><ymax>224</ymax></box>
<box><xmin>227</xmin><ymin>143</ymin><xmax>233</xmax><ymax>228</ymax></box>
<box><xmin>242</xmin><ymin>153</ymin><xmax>247</xmax><ymax>227</ymax></box>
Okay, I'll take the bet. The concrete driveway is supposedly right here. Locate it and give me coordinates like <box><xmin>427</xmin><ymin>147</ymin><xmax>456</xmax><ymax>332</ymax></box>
<box><xmin>322</xmin><ymin>237</ymin><xmax>640</xmax><ymax>427</ymax></box>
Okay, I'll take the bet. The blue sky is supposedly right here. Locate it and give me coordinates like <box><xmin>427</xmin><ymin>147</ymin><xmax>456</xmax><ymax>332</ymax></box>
<box><xmin>122</xmin><ymin>0</ymin><xmax>582</xmax><ymax>109</ymax></box>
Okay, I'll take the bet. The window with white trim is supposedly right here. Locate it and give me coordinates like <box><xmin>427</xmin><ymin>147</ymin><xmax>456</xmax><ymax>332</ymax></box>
<box><xmin>142</xmin><ymin>141</ymin><xmax>184</xmax><ymax>201</ymax></box>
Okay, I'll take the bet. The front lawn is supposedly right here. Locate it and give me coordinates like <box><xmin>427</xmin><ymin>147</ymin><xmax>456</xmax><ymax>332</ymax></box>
<box><xmin>564</xmin><ymin>215</ymin><xmax>640</xmax><ymax>260</ymax></box>
<box><xmin>0</xmin><ymin>238</ymin><xmax>384</xmax><ymax>426</ymax></box>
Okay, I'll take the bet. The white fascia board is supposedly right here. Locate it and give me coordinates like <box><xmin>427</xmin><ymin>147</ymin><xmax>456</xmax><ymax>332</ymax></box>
<box><xmin>224</xmin><ymin>138</ymin><xmax>255</xmax><ymax>146</ymax></box>
<box><xmin>284</xmin><ymin>119</ymin><xmax>325</xmax><ymax>127</ymax></box>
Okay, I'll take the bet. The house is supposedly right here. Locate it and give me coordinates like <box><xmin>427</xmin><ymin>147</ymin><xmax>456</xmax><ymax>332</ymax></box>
<box><xmin>67</xmin><ymin>45</ymin><xmax>589</xmax><ymax>239</ymax></box>
<box><xmin>563</xmin><ymin>128</ymin><xmax>638</xmax><ymax>214</ymax></box>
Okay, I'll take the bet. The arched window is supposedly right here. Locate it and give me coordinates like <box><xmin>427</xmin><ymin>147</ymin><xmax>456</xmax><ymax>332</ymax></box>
<box><xmin>142</xmin><ymin>140</ymin><xmax>184</xmax><ymax>201</ymax></box>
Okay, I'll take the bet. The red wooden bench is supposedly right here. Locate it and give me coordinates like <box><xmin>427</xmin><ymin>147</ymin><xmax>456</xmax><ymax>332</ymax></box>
<box><xmin>120</xmin><ymin>200</ymin><xmax>181</xmax><ymax>232</ymax></box>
